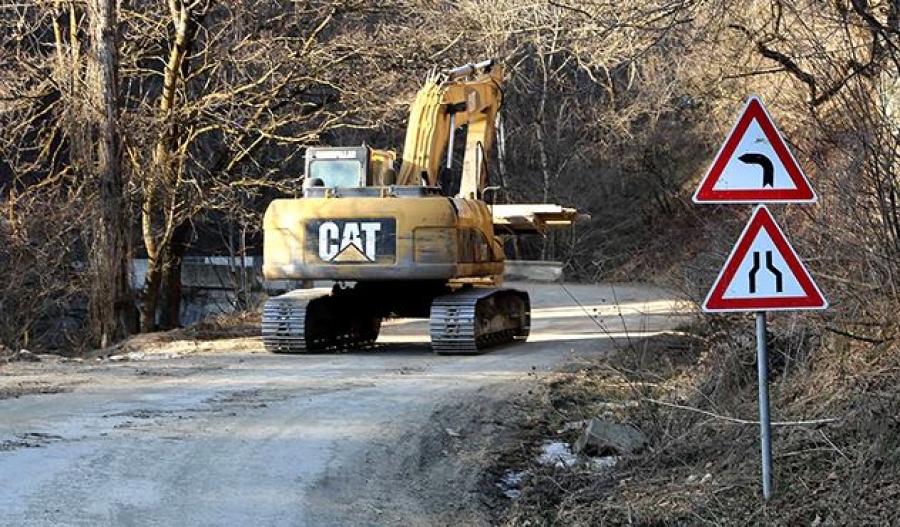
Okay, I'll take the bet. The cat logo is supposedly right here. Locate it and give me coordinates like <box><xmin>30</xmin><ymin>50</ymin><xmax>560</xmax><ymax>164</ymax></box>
<box><xmin>310</xmin><ymin>219</ymin><xmax>396</xmax><ymax>263</ymax></box>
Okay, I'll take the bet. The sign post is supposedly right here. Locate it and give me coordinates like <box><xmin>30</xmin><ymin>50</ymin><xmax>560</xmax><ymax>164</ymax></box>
<box><xmin>756</xmin><ymin>311</ymin><xmax>772</xmax><ymax>501</ymax></box>
<box><xmin>694</xmin><ymin>96</ymin><xmax>826</xmax><ymax>501</ymax></box>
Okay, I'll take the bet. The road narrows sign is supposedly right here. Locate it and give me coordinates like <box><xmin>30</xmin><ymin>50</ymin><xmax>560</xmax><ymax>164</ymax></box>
<box><xmin>693</xmin><ymin>96</ymin><xmax>817</xmax><ymax>204</ymax></box>
<box><xmin>703</xmin><ymin>205</ymin><xmax>827</xmax><ymax>312</ymax></box>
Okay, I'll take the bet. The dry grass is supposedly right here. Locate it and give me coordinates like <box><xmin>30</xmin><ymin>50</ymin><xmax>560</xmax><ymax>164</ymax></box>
<box><xmin>493</xmin><ymin>321</ymin><xmax>900</xmax><ymax>525</ymax></box>
<box><xmin>180</xmin><ymin>310</ymin><xmax>262</xmax><ymax>340</ymax></box>
<box><xmin>84</xmin><ymin>309</ymin><xmax>263</xmax><ymax>359</ymax></box>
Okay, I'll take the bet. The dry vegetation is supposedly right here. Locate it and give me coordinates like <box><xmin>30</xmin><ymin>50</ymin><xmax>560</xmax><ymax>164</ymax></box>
<box><xmin>493</xmin><ymin>324</ymin><xmax>900</xmax><ymax>525</ymax></box>
<box><xmin>1</xmin><ymin>1</ymin><xmax>895</xmax><ymax>343</ymax></box>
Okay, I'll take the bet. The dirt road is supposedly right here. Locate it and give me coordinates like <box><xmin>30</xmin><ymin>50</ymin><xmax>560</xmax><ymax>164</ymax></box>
<box><xmin>0</xmin><ymin>283</ymin><xmax>690</xmax><ymax>526</ymax></box>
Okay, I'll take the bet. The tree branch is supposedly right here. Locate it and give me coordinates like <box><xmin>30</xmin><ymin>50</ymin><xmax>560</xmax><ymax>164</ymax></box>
<box><xmin>643</xmin><ymin>398</ymin><xmax>838</xmax><ymax>427</ymax></box>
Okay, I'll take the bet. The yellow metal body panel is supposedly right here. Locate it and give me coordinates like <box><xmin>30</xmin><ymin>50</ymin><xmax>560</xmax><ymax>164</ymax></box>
<box><xmin>263</xmin><ymin>193</ymin><xmax>504</xmax><ymax>282</ymax></box>
<box><xmin>396</xmin><ymin>64</ymin><xmax>503</xmax><ymax>199</ymax></box>
<box><xmin>263</xmin><ymin>60</ymin><xmax>580</xmax><ymax>288</ymax></box>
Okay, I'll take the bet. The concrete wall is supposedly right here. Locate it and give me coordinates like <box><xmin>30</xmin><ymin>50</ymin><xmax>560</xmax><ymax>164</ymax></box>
<box><xmin>503</xmin><ymin>260</ymin><xmax>564</xmax><ymax>282</ymax></box>
<box><xmin>132</xmin><ymin>257</ymin><xmax>265</xmax><ymax>326</ymax></box>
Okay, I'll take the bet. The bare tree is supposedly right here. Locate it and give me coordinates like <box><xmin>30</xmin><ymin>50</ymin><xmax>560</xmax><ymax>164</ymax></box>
<box><xmin>125</xmin><ymin>0</ymin><xmax>398</xmax><ymax>330</ymax></box>
<box><xmin>86</xmin><ymin>0</ymin><xmax>135</xmax><ymax>347</ymax></box>
<box><xmin>137</xmin><ymin>0</ymin><xmax>213</xmax><ymax>331</ymax></box>
<box><xmin>707</xmin><ymin>0</ymin><xmax>900</xmax><ymax>337</ymax></box>
<box><xmin>6</xmin><ymin>0</ymin><xmax>897</xmax><ymax>351</ymax></box>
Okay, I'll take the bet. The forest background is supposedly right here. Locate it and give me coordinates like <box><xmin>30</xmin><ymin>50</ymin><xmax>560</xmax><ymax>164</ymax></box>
<box><xmin>0</xmin><ymin>0</ymin><xmax>897</xmax><ymax>358</ymax></box>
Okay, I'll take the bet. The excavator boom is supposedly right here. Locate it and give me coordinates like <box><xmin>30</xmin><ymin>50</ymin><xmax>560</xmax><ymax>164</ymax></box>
<box><xmin>396</xmin><ymin>60</ymin><xmax>503</xmax><ymax>198</ymax></box>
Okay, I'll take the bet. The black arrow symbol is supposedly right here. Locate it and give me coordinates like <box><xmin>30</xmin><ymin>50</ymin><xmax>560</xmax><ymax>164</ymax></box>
<box><xmin>738</xmin><ymin>153</ymin><xmax>774</xmax><ymax>187</ymax></box>
<box><xmin>749</xmin><ymin>250</ymin><xmax>783</xmax><ymax>294</ymax></box>
<box><xmin>750</xmin><ymin>251</ymin><xmax>760</xmax><ymax>293</ymax></box>
<box><xmin>766</xmin><ymin>251</ymin><xmax>783</xmax><ymax>293</ymax></box>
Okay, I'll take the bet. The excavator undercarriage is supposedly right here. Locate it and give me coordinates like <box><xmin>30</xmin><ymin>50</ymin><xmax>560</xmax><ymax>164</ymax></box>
<box><xmin>262</xmin><ymin>282</ymin><xmax>530</xmax><ymax>354</ymax></box>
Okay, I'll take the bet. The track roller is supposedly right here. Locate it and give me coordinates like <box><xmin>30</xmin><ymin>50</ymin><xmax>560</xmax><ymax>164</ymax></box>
<box><xmin>429</xmin><ymin>288</ymin><xmax>530</xmax><ymax>354</ymax></box>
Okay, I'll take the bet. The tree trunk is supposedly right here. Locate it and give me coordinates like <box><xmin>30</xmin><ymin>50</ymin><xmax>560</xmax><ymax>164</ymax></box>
<box><xmin>159</xmin><ymin>222</ymin><xmax>190</xmax><ymax>329</ymax></box>
<box><xmin>87</xmin><ymin>0</ymin><xmax>136</xmax><ymax>347</ymax></box>
<box><xmin>140</xmin><ymin>1</ymin><xmax>207</xmax><ymax>331</ymax></box>
<box><xmin>141</xmin><ymin>261</ymin><xmax>162</xmax><ymax>332</ymax></box>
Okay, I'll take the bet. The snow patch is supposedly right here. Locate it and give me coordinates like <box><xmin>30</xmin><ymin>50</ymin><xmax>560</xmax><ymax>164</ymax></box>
<box><xmin>496</xmin><ymin>470</ymin><xmax>527</xmax><ymax>499</ymax></box>
<box><xmin>536</xmin><ymin>441</ymin><xmax>577</xmax><ymax>468</ymax></box>
<box><xmin>590</xmin><ymin>455</ymin><xmax>618</xmax><ymax>472</ymax></box>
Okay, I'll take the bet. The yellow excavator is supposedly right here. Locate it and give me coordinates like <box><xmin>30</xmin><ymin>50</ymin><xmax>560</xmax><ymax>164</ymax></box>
<box><xmin>261</xmin><ymin>59</ymin><xmax>578</xmax><ymax>353</ymax></box>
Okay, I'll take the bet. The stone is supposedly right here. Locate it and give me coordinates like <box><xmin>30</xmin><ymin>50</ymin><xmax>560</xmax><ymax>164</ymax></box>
<box><xmin>16</xmin><ymin>349</ymin><xmax>41</xmax><ymax>362</ymax></box>
<box><xmin>573</xmin><ymin>419</ymin><xmax>648</xmax><ymax>457</ymax></box>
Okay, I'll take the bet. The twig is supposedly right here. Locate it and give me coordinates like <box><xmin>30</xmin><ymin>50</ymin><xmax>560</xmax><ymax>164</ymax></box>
<box><xmin>824</xmin><ymin>325</ymin><xmax>887</xmax><ymax>344</ymax></box>
<box><xmin>642</xmin><ymin>398</ymin><xmax>838</xmax><ymax>427</ymax></box>
<box><xmin>818</xmin><ymin>429</ymin><xmax>851</xmax><ymax>461</ymax></box>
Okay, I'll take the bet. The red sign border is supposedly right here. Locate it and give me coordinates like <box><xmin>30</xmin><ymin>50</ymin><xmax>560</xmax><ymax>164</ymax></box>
<box><xmin>693</xmin><ymin>96</ymin><xmax>817</xmax><ymax>204</ymax></box>
<box><xmin>703</xmin><ymin>206</ymin><xmax>827</xmax><ymax>312</ymax></box>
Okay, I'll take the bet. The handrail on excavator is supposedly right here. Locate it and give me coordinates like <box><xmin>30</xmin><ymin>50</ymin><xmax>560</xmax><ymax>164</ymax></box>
<box><xmin>445</xmin><ymin>58</ymin><xmax>495</xmax><ymax>80</ymax></box>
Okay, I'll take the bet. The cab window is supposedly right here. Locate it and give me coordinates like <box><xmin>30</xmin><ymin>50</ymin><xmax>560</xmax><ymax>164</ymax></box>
<box><xmin>308</xmin><ymin>159</ymin><xmax>363</xmax><ymax>187</ymax></box>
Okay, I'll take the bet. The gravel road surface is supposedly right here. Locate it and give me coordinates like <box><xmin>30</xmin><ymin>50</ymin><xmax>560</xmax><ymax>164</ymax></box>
<box><xmin>0</xmin><ymin>282</ymin><xmax>691</xmax><ymax>526</ymax></box>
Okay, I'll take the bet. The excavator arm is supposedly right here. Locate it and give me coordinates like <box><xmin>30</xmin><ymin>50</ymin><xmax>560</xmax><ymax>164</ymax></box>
<box><xmin>396</xmin><ymin>59</ymin><xmax>503</xmax><ymax>198</ymax></box>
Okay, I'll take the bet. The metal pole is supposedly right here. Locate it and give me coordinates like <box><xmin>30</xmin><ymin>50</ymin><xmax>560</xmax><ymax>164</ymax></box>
<box><xmin>756</xmin><ymin>311</ymin><xmax>773</xmax><ymax>501</ymax></box>
<box><xmin>447</xmin><ymin>113</ymin><xmax>456</xmax><ymax>170</ymax></box>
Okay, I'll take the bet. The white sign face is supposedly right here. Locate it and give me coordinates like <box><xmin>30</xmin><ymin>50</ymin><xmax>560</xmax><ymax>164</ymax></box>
<box><xmin>718</xmin><ymin>226</ymin><xmax>806</xmax><ymax>300</ymax></box>
<box><xmin>693</xmin><ymin>96</ymin><xmax>817</xmax><ymax>204</ymax></box>
<box><xmin>703</xmin><ymin>206</ymin><xmax>827</xmax><ymax>312</ymax></box>
<box><xmin>711</xmin><ymin>118</ymin><xmax>800</xmax><ymax>192</ymax></box>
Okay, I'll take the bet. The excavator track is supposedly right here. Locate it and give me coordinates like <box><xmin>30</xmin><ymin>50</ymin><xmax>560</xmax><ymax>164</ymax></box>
<box><xmin>262</xmin><ymin>289</ymin><xmax>382</xmax><ymax>353</ymax></box>
<box><xmin>429</xmin><ymin>288</ymin><xmax>530</xmax><ymax>354</ymax></box>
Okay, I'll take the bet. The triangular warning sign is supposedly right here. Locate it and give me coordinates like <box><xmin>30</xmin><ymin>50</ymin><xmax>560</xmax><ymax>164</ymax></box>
<box><xmin>704</xmin><ymin>206</ymin><xmax>827</xmax><ymax>312</ymax></box>
<box><xmin>693</xmin><ymin>96</ymin><xmax>817</xmax><ymax>204</ymax></box>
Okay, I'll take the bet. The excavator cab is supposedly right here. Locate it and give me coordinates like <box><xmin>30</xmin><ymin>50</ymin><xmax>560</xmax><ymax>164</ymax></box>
<box><xmin>303</xmin><ymin>146</ymin><xmax>397</xmax><ymax>195</ymax></box>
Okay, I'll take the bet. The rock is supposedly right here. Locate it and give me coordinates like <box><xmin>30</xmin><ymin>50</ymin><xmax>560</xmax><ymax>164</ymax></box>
<box><xmin>556</xmin><ymin>420</ymin><xmax>589</xmax><ymax>434</ymax></box>
<box><xmin>686</xmin><ymin>473</ymin><xmax>713</xmax><ymax>485</ymax></box>
<box><xmin>16</xmin><ymin>349</ymin><xmax>41</xmax><ymax>362</ymax></box>
<box><xmin>573</xmin><ymin>419</ymin><xmax>648</xmax><ymax>457</ymax></box>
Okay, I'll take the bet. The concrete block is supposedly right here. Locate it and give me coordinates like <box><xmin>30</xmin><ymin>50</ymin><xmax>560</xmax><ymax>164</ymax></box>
<box><xmin>503</xmin><ymin>260</ymin><xmax>563</xmax><ymax>282</ymax></box>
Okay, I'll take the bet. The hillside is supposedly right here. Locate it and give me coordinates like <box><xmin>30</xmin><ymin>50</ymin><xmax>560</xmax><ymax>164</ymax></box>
<box><xmin>484</xmin><ymin>320</ymin><xmax>900</xmax><ymax>524</ymax></box>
